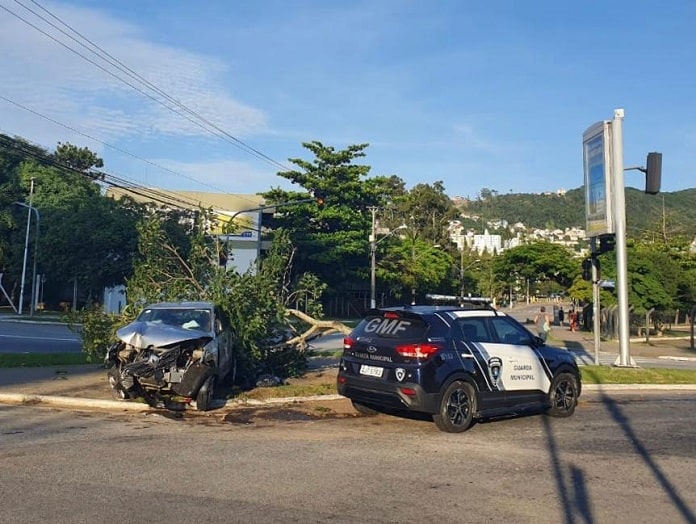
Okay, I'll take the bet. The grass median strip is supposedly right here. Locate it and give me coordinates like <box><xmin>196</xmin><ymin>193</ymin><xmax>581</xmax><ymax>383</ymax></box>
<box><xmin>581</xmin><ymin>366</ymin><xmax>696</xmax><ymax>385</ymax></box>
<box><xmin>0</xmin><ymin>353</ymin><xmax>92</xmax><ymax>368</ymax></box>
<box><xmin>2</xmin><ymin>351</ymin><xmax>695</xmax><ymax>397</ymax></box>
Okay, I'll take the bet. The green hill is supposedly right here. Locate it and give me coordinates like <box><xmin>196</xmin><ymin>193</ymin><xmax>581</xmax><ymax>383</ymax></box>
<box><xmin>460</xmin><ymin>187</ymin><xmax>696</xmax><ymax>240</ymax></box>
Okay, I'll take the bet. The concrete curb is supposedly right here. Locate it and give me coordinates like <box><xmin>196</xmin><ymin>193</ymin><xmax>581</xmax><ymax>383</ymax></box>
<box><xmin>2</xmin><ymin>386</ymin><xmax>696</xmax><ymax>413</ymax></box>
<box><xmin>582</xmin><ymin>384</ymin><xmax>696</xmax><ymax>392</ymax></box>
<box><xmin>658</xmin><ymin>355</ymin><xmax>696</xmax><ymax>362</ymax></box>
<box><xmin>225</xmin><ymin>394</ymin><xmax>345</xmax><ymax>407</ymax></box>
<box><xmin>0</xmin><ymin>393</ymin><xmax>151</xmax><ymax>411</ymax></box>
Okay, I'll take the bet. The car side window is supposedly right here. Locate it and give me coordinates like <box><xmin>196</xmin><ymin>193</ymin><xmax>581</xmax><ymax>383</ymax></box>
<box><xmin>489</xmin><ymin>317</ymin><xmax>533</xmax><ymax>346</ymax></box>
<box><xmin>455</xmin><ymin>319</ymin><xmax>491</xmax><ymax>342</ymax></box>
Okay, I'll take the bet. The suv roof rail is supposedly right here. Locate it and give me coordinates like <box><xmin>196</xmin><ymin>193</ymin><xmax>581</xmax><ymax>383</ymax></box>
<box><xmin>424</xmin><ymin>294</ymin><xmax>494</xmax><ymax>309</ymax></box>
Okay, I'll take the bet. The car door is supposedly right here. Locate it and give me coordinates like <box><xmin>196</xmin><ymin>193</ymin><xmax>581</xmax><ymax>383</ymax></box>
<box><xmin>452</xmin><ymin>317</ymin><xmax>507</xmax><ymax>411</ymax></box>
<box><xmin>485</xmin><ymin>316</ymin><xmax>552</xmax><ymax>406</ymax></box>
<box><xmin>214</xmin><ymin>307</ymin><xmax>234</xmax><ymax>375</ymax></box>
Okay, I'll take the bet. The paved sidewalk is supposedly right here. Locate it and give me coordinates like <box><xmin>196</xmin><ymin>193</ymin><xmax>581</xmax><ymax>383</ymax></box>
<box><xmin>549</xmin><ymin>324</ymin><xmax>696</xmax><ymax>363</ymax></box>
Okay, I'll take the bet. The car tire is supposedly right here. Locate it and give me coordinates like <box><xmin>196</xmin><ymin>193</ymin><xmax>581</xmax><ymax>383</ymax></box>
<box><xmin>351</xmin><ymin>400</ymin><xmax>379</xmax><ymax>416</ymax></box>
<box><xmin>107</xmin><ymin>366</ymin><xmax>130</xmax><ymax>400</ymax></box>
<box><xmin>546</xmin><ymin>372</ymin><xmax>578</xmax><ymax>418</ymax></box>
<box><xmin>433</xmin><ymin>380</ymin><xmax>476</xmax><ymax>433</ymax></box>
<box><xmin>196</xmin><ymin>375</ymin><xmax>216</xmax><ymax>412</ymax></box>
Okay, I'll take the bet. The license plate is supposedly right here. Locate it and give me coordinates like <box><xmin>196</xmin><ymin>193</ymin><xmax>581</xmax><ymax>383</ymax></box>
<box><xmin>359</xmin><ymin>364</ymin><xmax>383</xmax><ymax>378</ymax></box>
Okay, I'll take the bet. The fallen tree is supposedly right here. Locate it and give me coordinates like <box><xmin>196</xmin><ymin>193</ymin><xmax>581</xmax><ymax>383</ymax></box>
<box><xmin>284</xmin><ymin>308</ymin><xmax>352</xmax><ymax>350</ymax></box>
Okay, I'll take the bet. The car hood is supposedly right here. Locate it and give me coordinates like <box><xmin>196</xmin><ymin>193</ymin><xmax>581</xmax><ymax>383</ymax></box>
<box><xmin>116</xmin><ymin>321</ymin><xmax>211</xmax><ymax>349</ymax></box>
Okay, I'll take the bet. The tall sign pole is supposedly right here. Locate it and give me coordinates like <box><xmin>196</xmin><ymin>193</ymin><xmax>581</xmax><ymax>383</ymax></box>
<box><xmin>611</xmin><ymin>109</ymin><xmax>634</xmax><ymax>367</ymax></box>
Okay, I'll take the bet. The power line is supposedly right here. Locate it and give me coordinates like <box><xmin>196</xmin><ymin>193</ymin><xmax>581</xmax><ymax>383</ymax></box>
<box><xmin>0</xmin><ymin>94</ymin><xmax>262</xmax><ymax>209</ymax></box>
<box><xmin>6</xmin><ymin>0</ymin><xmax>292</xmax><ymax>173</ymax></box>
<box><xmin>0</xmin><ymin>134</ymin><xmax>217</xmax><ymax>211</ymax></box>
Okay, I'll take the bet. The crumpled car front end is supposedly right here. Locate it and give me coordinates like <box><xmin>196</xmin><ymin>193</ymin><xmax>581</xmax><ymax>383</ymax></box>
<box><xmin>106</xmin><ymin>320</ymin><xmax>218</xmax><ymax>409</ymax></box>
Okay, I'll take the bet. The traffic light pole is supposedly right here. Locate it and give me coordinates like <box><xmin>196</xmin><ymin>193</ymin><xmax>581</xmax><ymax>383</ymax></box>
<box><xmin>611</xmin><ymin>109</ymin><xmax>634</xmax><ymax>367</ymax></box>
<box><xmin>590</xmin><ymin>242</ymin><xmax>601</xmax><ymax>366</ymax></box>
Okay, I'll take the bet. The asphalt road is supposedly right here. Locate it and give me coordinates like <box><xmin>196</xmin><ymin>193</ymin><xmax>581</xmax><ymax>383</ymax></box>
<box><xmin>1</xmin><ymin>392</ymin><xmax>695</xmax><ymax>524</ymax></box>
<box><xmin>0</xmin><ymin>320</ymin><xmax>81</xmax><ymax>353</ymax></box>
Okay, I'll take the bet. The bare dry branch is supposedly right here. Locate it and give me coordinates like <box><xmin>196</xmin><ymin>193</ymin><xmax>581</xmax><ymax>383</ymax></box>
<box><xmin>282</xmin><ymin>308</ymin><xmax>352</xmax><ymax>350</ymax></box>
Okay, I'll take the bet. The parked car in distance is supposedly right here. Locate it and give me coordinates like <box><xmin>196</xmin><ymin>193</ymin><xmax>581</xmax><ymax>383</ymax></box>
<box><xmin>105</xmin><ymin>301</ymin><xmax>235</xmax><ymax>411</ymax></box>
<box><xmin>337</xmin><ymin>300</ymin><xmax>581</xmax><ymax>432</ymax></box>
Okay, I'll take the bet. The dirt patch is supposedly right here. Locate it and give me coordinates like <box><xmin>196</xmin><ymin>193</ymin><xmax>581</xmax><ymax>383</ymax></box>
<box><xmin>230</xmin><ymin>366</ymin><xmax>339</xmax><ymax>401</ymax></box>
<box><xmin>222</xmin><ymin>399</ymin><xmax>359</xmax><ymax>425</ymax></box>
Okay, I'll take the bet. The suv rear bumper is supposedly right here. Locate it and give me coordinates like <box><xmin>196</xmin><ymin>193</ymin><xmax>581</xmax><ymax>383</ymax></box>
<box><xmin>337</xmin><ymin>372</ymin><xmax>440</xmax><ymax>414</ymax></box>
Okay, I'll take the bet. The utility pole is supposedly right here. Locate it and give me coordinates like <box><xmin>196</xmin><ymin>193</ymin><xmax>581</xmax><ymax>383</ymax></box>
<box><xmin>369</xmin><ymin>207</ymin><xmax>378</xmax><ymax>309</ymax></box>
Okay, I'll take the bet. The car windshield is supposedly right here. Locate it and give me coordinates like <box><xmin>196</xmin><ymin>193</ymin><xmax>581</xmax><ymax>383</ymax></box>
<box><xmin>137</xmin><ymin>307</ymin><xmax>212</xmax><ymax>332</ymax></box>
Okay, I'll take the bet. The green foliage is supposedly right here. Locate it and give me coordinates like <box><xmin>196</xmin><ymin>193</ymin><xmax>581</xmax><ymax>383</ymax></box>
<box><xmin>463</xmin><ymin>187</ymin><xmax>696</xmax><ymax>241</ymax></box>
<box><xmin>262</xmin><ymin>141</ymin><xmax>398</xmax><ymax>290</ymax></box>
<box><xmin>392</xmin><ymin>181</ymin><xmax>459</xmax><ymax>246</ymax></box>
<box><xmin>120</xmin><ymin>217</ymin><xmax>326</xmax><ymax>383</ymax></box>
<box><xmin>63</xmin><ymin>304</ymin><xmax>122</xmax><ymax>362</ymax></box>
<box><xmin>581</xmin><ymin>366</ymin><xmax>696</xmax><ymax>385</ymax></box>
<box><xmin>494</xmin><ymin>242</ymin><xmax>578</xmax><ymax>292</ymax></box>
<box><xmin>0</xmin><ymin>136</ymin><xmax>147</xmax><ymax>309</ymax></box>
<box><xmin>0</xmin><ymin>352</ymin><xmax>90</xmax><ymax>368</ymax></box>
<box><xmin>53</xmin><ymin>142</ymin><xmax>104</xmax><ymax>171</ymax></box>
<box><xmin>381</xmin><ymin>237</ymin><xmax>453</xmax><ymax>302</ymax></box>
<box><xmin>124</xmin><ymin>214</ymin><xmax>205</xmax><ymax>309</ymax></box>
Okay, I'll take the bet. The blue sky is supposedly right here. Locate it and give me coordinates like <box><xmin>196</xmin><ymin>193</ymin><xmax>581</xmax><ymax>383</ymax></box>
<box><xmin>1</xmin><ymin>0</ymin><xmax>694</xmax><ymax>201</ymax></box>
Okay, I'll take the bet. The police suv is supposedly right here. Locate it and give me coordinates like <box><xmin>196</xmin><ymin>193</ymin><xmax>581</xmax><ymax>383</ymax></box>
<box><xmin>337</xmin><ymin>299</ymin><xmax>581</xmax><ymax>433</ymax></box>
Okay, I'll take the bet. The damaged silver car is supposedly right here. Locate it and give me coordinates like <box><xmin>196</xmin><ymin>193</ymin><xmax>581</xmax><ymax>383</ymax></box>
<box><xmin>105</xmin><ymin>301</ymin><xmax>235</xmax><ymax>411</ymax></box>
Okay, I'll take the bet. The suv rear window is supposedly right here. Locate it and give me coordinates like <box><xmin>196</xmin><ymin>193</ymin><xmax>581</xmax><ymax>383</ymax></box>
<box><xmin>353</xmin><ymin>314</ymin><xmax>428</xmax><ymax>340</ymax></box>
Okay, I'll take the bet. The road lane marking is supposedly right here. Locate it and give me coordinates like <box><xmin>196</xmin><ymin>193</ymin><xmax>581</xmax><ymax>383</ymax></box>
<box><xmin>0</xmin><ymin>334</ymin><xmax>79</xmax><ymax>341</ymax></box>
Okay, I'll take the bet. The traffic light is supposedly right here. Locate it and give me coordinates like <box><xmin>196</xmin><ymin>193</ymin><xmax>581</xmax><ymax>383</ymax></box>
<box><xmin>582</xmin><ymin>257</ymin><xmax>600</xmax><ymax>281</ymax></box>
<box><xmin>645</xmin><ymin>152</ymin><xmax>662</xmax><ymax>194</ymax></box>
<box><xmin>597</xmin><ymin>234</ymin><xmax>615</xmax><ymax>254</ymax></box>
<box><xmin>581</xmin><ymin>259</ymin><xmax>592</xmax><ymax>281</ymax></box>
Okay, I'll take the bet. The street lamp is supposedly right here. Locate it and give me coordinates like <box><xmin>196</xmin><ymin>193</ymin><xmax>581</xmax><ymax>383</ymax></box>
<box><xmin>14</xmin><ymin>178</ymin><xmax>40</xmax><ymax>315</ymax></box>
<box><xmin>14</xmin><ymin>202</ymin><xmax>40</xmax><ymax>315</ymax></box>
<box><xmin>370</xmin><ymin>223</ymin><xmax>407</xmax><ymax>309</ymax></box>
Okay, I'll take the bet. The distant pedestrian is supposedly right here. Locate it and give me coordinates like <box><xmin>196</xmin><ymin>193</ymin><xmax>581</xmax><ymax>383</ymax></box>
<box><xmin>569</xmin><ymin>308</ymin><xmax>578</xmax><ymax>332</ymax></box>
<box><xmin>534</xmin><ymin>306</ymin><xmax>552</xmax><ymax>342</ymax></box>
<box><xmin>558</xmin><ymin>307</ymin><xmax>565</xmax><ymax>327</ymax></box>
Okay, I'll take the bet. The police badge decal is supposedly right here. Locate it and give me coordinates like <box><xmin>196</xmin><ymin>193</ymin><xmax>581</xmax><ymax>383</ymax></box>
<box><xmin>487</xmin><ymin>357</ymin><xmax>503</xmax><ymax>389</ymax></box>
<box><xmin>395</xmin><ymin>368</ymin><xmax>406</xmax><ymax>382</ymax></box>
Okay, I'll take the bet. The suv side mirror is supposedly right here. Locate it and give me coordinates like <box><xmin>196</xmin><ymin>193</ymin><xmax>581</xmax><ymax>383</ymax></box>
<box><xmin>532</xmin><ymin>335</ymin><xmax>546</xmax><ymax>347</ymax></box>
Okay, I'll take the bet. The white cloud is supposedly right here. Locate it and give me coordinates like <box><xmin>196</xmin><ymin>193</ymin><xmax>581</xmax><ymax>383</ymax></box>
<box><xmin>145</xmin><ymin>158</ymin><xmax>292</xmax><ymax>194</ymax></box>
<box><xmin>0</xmin><ymin>1</ymin><xmax>267</xmax><ymax>145</ymax></box>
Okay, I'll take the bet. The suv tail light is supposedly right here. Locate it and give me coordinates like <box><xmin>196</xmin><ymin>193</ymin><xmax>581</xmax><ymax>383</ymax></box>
<box><xmin>395</xmin><ymin>342</ymin><xmax>443</xmax><ymax>360</ymax></box>
<box><xmin>343</xmin><ymin>336</ymin><xmax>355</xmax><ymax>352</ymax></box>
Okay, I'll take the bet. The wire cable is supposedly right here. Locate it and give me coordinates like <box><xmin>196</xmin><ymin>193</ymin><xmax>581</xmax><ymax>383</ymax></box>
<box><xmin>4</xmin><ymin>1</ymin><xmax>292</xmax><ymax>172</ymax></box>
<box><xmin>0</xmin><ymin>94</ymin><xmax>263</xmax><ymax>209</ymax></box>
<box><xmin>0</xmin><ymin>133</ymin><xmax>215</xmax><ymax>211</ymax></box>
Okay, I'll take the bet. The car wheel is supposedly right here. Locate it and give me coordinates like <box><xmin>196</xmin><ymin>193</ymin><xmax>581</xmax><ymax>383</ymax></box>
<box><xmin>546</xmin><ymin>372</ymin><xmax>578</xmax><ymax>418</ymax></box>
<box><xmin>196</xmin><ymin>375</ymin><xmax>216</xmax><ymax>412</ymax></box>
<box><xmin>107</xmin><ymin>367</ymin><xmax>129</xmax><ymax>400</ymax></box>
<box><xmin>433</xmin><ymin>381</ymin><xmax>476</xmax><ymax>433</ymax></box>
<box><xmin>351</xmin><ymin>400</ymin><xmax>379</xmax><ymax>416</ymax></box>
